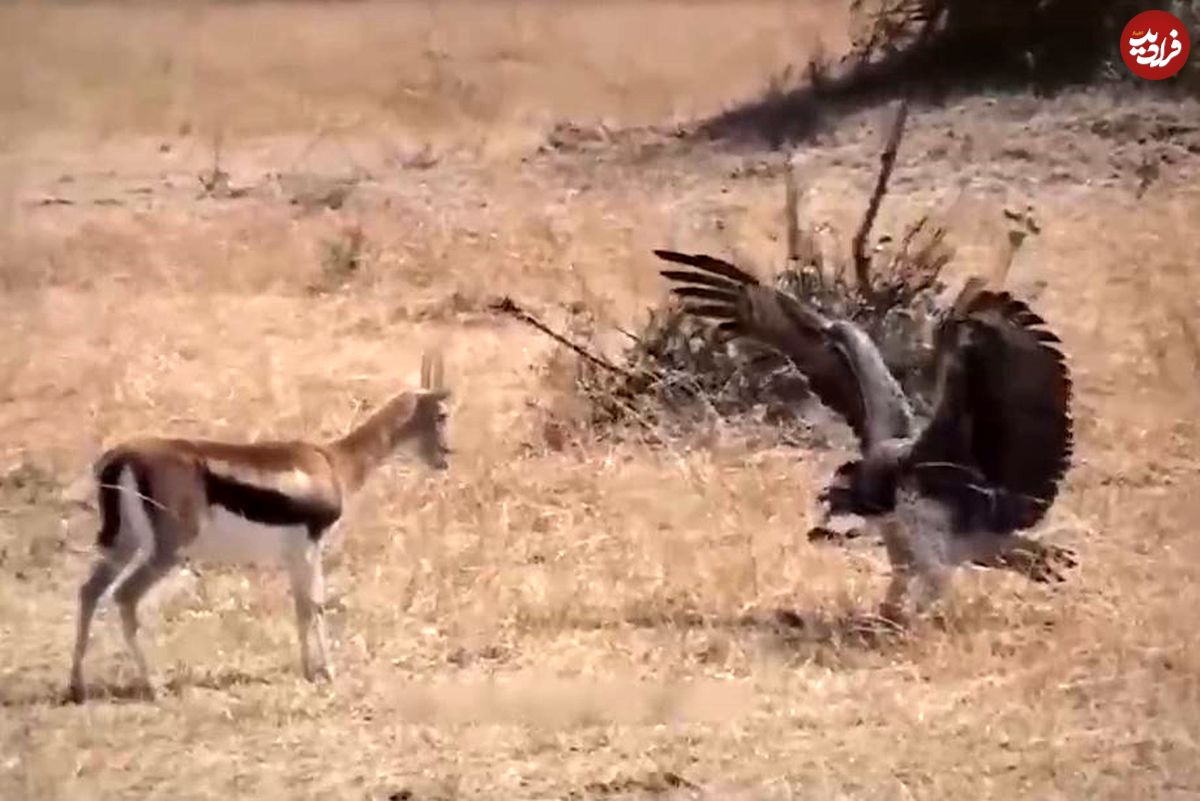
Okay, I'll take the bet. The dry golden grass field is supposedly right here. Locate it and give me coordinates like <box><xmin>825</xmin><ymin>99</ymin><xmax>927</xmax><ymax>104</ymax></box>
<box><xmin>2</xmin><ymin>2</ymin><xmax>1200</xmax><ymax>799</ymax></box>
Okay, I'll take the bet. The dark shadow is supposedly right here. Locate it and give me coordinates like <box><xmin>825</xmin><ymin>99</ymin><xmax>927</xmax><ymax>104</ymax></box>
<box><xmin>162</xmin><ymin>668</ymin><xmax>277</xmax><ymax>694</ymax></box>
<box><xmin>0</xmin><ymin>667</ymin><xmax>280</xmax><ymax>709</ymax></box>
<box><xmin>756</xmin><ymin>606</ymin><xmax>909</xmax><ymax>652</ymax></box>
<box><xmin>551</xmin><ymin>604</ymin><xmax>911</xmax><ymax>657</ymax></box>
<box><xmin>691</xmin><ymin>4</ymin><xmax>1186</xmax><ymax>150</ymax></box>
<box><xmin>0</xmin><ymin>680</ymin><xmax>156</xmax><ymax>709</ymax></box>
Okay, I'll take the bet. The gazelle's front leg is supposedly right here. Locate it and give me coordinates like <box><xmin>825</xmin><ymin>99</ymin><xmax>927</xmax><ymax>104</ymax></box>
<box><xmin>287</xmin><ymin>539</ymin><xmax>333</xmax><ymax>682</ymax></box>
<box><xmin>309</xmin><ymin>549</ymin><xmax>334</xmax><ymax>681</ymax></box>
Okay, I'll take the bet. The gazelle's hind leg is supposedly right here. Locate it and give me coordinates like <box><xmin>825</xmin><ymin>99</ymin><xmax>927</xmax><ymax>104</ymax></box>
<box><xmin>68</xmin><ymin>551</ymin><xmax>131</xmax><ymax>703</ymax></box>
<box><xmin>111</xmin><ymin>554</ymin><xmax>178</xmax><ymax>699</ymax></box>
<box><xmin>287</xmin><ymin>538</ymin><xmax>333</xmax><ymax>682</ymax></box>
<box><xmin>68</xmin><ymin>463</ymin><xmax>150</xmax><ymax>703</ymax></box>
<box><xmin>101</xmin><ymin>458</ymin><xmax>188</xmax><ymax>701</ymax></box>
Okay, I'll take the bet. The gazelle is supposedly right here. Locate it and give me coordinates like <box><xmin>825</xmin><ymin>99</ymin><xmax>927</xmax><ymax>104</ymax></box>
<box><xmin>68</xmin><ymin>352</ymin><xmax>451</xmax><ymax>702</ymax></box>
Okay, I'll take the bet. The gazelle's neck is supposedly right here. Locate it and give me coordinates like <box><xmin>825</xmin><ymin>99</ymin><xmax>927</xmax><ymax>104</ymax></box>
<box><xmin>325</xmin><ymin>391</ymin><xmax>444</xmax><ymax>493</ymax></box>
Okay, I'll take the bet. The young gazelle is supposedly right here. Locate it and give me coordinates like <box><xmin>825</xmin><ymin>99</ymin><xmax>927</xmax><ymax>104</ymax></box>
<box><xmin>68</xmin><ymin>352</ymin><xmax>451</xmax><ymax>702</ymax></box>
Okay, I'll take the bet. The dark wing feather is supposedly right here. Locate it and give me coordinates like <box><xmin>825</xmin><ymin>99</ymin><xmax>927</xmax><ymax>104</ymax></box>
<box><xmin>670</xmin><ymin>286</ymin><xmax>742</xmax><ymax>303</ymax></box>
<box><xmin>653</xmin><ymin>249</ymin><xmax>760</xmax><ymax>284</ymax></box>
<box><xmin>659</xmin><ymin>269</ymin><xmax>736</xmax><ymax>290</ymax></box>
<box><xmin>910</xmin><ymin>290</ymin><xmax>1073</xmax><ymax>530</ymax></box>
<box><xmin>653</xmin><ymin>249</ymin><xmax>871</xmax><ymax>446</ymax></box>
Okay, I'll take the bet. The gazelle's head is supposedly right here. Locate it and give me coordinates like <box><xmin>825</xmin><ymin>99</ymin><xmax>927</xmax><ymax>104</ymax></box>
<box><xmin>412</xmin><ymin>389</ymin><xmax>451</xmax><ymax>470</ymax></box>
<box><xmin>415</xmin><ymin>350</ymin><xmax>451</xmax><ymax>470</ymax></box>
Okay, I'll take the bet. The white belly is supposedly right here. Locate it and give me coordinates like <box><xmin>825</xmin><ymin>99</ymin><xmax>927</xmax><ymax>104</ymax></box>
<box><xmin>185</xmin><ymin>507</ymin><xmax>309</xmax><ymax>566</ymax></box>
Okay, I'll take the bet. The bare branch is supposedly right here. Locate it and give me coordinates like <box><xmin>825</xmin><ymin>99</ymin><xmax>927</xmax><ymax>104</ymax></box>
<box><xmin>852</xmin><ymin>97</ymin><xmax>910</xmax><ymax>301</ymax></box>
<box><xmin>784</xmin><ymin>154</ymin><xmax>801</xmax><ymax>268</ymax></box>
<box><xmin>488</xmin><ymin>296</ymin><xmax>644</xmax><ymax>382</ymax></box>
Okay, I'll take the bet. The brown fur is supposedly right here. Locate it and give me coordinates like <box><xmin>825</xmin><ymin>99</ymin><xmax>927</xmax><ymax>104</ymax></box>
<box><xmin>68</xmin><ymin>356</ymin><xmax>450</xmax><ymax>703</ymax></box>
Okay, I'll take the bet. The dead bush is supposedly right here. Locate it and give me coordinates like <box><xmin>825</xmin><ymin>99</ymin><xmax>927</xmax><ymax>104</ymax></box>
<box><xmin>500</xmin><ymin>102</ymin><xmax>984</xmax><ymax>448</ymax></box>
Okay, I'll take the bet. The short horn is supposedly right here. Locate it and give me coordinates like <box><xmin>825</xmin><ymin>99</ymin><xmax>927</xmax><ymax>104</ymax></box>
<box><xmin>421</xmin><ymin>349</ymin><xmax>445</xmax><ymax>390</ymax></box>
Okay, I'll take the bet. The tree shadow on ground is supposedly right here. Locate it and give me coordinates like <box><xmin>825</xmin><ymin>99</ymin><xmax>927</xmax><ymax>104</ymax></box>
<box><xmin>690</xmin><ymin>7</ymin><xmax>1181</xmax><ymax>150</ymax></box>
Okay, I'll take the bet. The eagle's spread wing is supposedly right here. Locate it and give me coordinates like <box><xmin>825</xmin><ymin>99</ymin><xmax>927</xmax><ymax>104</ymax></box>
<box><xmin>909</xmin><ymin>290</ymin><xmax>1073</xmax><ymax>529</ymax></box>
<box><xmin>653</xmin><ymin>249</ymin><xmax>872</xmax><ymax>446</ymax></box>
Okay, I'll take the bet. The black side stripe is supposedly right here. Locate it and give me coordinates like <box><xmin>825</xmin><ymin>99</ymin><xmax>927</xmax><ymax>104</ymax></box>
<box><xmin>95</xmin><ymin>457</ymin><xmax>128</xmax><ymax>550</ymax></box>
<box><xmin>202</xmin><ymin>469</ymin><xmax>341</xmax><ymax>538</ymax></box>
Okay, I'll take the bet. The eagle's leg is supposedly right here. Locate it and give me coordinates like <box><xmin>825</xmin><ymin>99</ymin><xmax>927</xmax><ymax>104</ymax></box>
<box><xmin>880</xmin><ymin>566</ymin><xmax>913</xmax><ymax>624</ymax></box>
<box><xmin>879</xmin><ymin>519</ymin><xmax>915</xmax><ymax>623</ymax></box>
<box><xmin>911</xmin><ymin>564</ymin><xmax>952</xmax><ymax>616</ymax></box>
<box><xmin>880</xmin><ymin>515</ymin><xmax>954</xmax><ymax>623</ymax></box>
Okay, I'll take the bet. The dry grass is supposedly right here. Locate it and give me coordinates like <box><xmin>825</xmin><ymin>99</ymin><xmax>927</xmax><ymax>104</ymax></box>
<box><xmin>0</xmin><ymin>0</ymin><xmax>845</xmax><ymax>146</ymax></box>
<box><xmin>2</xmin><ymin>2</ymin><xmax>1200</xmax><ymax>800</ymax></box>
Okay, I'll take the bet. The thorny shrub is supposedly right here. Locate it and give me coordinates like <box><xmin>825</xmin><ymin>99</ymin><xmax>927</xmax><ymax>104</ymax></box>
<box><xmin>566</xmin><ymin>214</ymin><xmax>955</xmax><ymax>445</ymax></box>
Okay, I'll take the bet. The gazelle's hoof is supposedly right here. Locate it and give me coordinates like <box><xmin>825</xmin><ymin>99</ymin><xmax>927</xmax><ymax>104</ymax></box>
<box><xmin>305</xmin><ymin>665</ymin><xmax>335</xmax><ymax>683</ymax></box>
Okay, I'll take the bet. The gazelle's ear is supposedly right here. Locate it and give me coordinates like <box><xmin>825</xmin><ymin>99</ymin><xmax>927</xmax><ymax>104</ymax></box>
<box><xmin>420</xmin><ymin>349</ymin><xmax>446</xmax><ymax>391</ymax></box>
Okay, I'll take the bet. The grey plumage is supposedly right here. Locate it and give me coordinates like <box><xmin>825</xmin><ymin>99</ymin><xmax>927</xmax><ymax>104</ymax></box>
<box><xmin>653</xmin><ymin>248</ymin><xmax>1076</xmax><ymax>622</ymax></box>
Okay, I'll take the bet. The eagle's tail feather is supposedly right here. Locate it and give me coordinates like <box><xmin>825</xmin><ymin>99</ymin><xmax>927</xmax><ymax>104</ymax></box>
<box><xmin>971</xmin><ymin>535</ymin><xmax>1078</xmax><ymax>584</ymax></box>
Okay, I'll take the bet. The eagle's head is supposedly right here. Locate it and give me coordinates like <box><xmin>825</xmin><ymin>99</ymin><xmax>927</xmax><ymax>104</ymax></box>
<box><xmin>819</xmin><ymin>459</ymin><xmax>897</xmax><ymax>517</ymax></box>
<box><xmin>818</xmin><ymin>460</ymin><xmax>860</xmax><ymax>515</ymax></box>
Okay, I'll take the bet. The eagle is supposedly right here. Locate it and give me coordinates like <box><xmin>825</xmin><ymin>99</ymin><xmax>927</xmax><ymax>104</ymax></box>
<box><xmin>653</xmin><ymin>248</ymin><xmax>1077</xmax><ymax>623</ymax></box>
